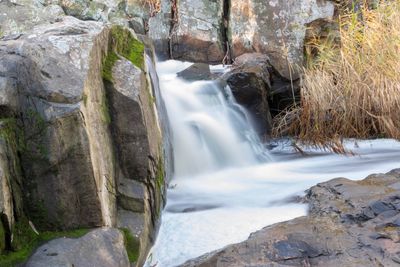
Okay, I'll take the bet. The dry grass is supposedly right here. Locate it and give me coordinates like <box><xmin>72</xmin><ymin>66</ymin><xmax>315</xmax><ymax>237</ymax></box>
<box><xmin>144</xmin><ymin>0</ymin><xmax>161</xmax><ymax>17</ymax></box>
<box><xmin>273</xmin><ymin>0</ymin><xmax>400</xmax><ymax>152</ymax></box>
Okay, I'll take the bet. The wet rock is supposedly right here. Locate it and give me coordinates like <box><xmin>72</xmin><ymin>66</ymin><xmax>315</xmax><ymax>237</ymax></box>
<box><xmin>229</xmin><ymin>0</ymin><xmax>335</xmax><ymax>79</ymax></box>
<box><xmin>181</xmin><ymin>169</ymin><xmax>400</xmax><ymax>267</ymax></box>
<box><xmin>177</xmin><ymin>63</ymin><xmax>214</xmax><ymax>81</ymax></box>
<box><xmin>25</xmin><ymin>228</ymin><xmax>129</xmax><ymax>267</ymax></box>
<box><xmin>222</xmin><ymin>53</ymin><xmax>273</xmax><ymax>135</ymax></box>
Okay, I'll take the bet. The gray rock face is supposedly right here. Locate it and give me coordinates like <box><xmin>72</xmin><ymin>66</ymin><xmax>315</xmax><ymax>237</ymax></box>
<box><xmin>0</xmin><ymin>16</ymin><xmax>108</xmax><ymax>229</ymax></box>
<box><xmin>58</xmin><ymin>0</ymin><xmax>109</xmax><ymax>22</ymax></box>
<box><xmin>181</xmin><ymin>169</ymin><xmax>400</xmax><ymax>267</ymax></box>
<box><xmin>0</xmin><ymin>0</ymin><xmax>65</xmax><ymax>36</ymax></box>
<box><xmin>26</xmin><ymin>228</ymin><xmax>130</xmax><ymax>267</ymax></box>
<box><xmin>171</xmin><ymin>0</ymin><xmax>226</xmax><ymax>63</ymax></box>
<box><xmin>229</xmin><ymin>0</ymin><xmax>335</xmax><ymax>79</ymax></box>
<box><xmin>0</xmin><ymin>14</ymin><xmax>167</xmax><ymax>265</ymax></box>
<box><xmin>0</xmin><ymin>121</ymin><xmax>24</xmax><ymax>252</ymax></box>
<box><xmin>107</xmin><ymin>57</ymin><xmax>165</xmax><ymax>266</ymax></box>
<box><xmin>148</xmin><ymin>0</ymin><xmax>172</xmax><ymax>59</ymax></box>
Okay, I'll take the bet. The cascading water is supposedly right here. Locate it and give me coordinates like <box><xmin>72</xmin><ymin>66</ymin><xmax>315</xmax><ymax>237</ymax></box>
<box><xmin>157</xmin><ymin>62</ymin><xmax>268</xmax><ymax>178</ymax></box>
<box><xmin>145</xmin><ymin>60</ymin><xmax>400</xmax><ymax>267</ymax></box>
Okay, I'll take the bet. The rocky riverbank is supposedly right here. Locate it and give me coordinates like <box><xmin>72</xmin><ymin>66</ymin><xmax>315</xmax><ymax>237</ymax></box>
<box><xmin>181</xmin><ymin>169</ymin><xmax>400</xmax><ymax>267</ymax></box>
<box><xmin>0</xmin><ymin>0</ymin><xmax>394</xmax><ymax>266</ymax></box>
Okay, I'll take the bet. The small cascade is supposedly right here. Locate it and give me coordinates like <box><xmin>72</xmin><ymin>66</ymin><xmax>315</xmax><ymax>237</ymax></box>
<box><xmin>156</xmin><ymin>60</ymin><xmax>269</xmax><ymax>178</ymax></box>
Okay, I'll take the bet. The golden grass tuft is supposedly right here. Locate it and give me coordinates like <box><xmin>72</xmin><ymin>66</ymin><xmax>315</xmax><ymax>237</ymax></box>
<box><xmin>273</xmin><ymin>0</ymin><xmax>400</xmax><ymax>152</ymax></box>
<box><xmin>144</xmin><ymin>0</ymin><xmax>161</xmax><ymax>17</ymax></box>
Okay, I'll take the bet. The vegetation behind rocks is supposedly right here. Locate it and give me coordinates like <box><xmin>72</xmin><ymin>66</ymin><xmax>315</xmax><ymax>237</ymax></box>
<box><xmin>273</xmin><ymin>0</ymin><xmax>400</xmax><ymax>152</ymax></box>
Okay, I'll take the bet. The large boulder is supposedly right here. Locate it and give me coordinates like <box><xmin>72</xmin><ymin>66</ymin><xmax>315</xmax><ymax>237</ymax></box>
<box><xmin>170</xmin><ymin>0</ymin><xmax>226</xmax><ymax>63</ymax></box>
<box><xmin>181</xmin><ymin>169</ymin><xmax>400</xmax><ymax>266</ymax></box>
<box><xmin>0</xmin><ymin>15</ymin><xmax>167</xmax><ymax>266</ymax></box>
<box><xmin>0</xmin><ymin>16</ymin><xmax>113</xmax><ymax>230</ymax></box>
<box><xmin>26</xmin><ymin>228</ymin><xmax>130</xmax><ymax>267</ymax></box>
<box><xmin>229</xmin><ymin>0</ymin><xmax>335</xmax><ymax>79</ymax></box>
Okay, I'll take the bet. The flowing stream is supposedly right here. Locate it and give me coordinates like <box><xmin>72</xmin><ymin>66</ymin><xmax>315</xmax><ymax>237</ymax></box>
<box><xmin>145</xmin><ymin>60</ymin><xmax>400</xmax><ymax>267</ymax></box>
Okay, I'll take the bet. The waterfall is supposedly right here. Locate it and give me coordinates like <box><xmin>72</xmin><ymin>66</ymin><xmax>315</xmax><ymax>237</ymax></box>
<box><xmin>155</xmin><ymin>60</ymin><xmax>269</xmax><ymax>178</ymax></box>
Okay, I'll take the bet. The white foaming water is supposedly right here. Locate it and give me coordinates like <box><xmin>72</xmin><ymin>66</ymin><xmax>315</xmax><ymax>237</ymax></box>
<box><xmin>145</xmin><ymin>60</ymin><xmax>400</xmax><ymax>267</ymax></box>
<box><xmin>156</xmin><ymin>61</ymin><xmax>267</xmax><ymax>178</ymax></box>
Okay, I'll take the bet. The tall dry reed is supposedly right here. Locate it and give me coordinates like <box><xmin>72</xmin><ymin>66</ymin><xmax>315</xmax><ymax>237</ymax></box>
<box><xmin>273</xmin><ymin>0</ymin><xmax>400</xmax><ymax>152</ymax></box>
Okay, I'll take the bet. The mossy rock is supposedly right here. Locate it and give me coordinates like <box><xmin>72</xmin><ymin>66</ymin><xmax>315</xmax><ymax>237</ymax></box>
<box><xmin>0</xmin><ymin>218</ymin><xmax>90</xmax><ymax>267</ymax></box>
<box><xmin>120</xmin><ymin>228</ymin><xmax>140</xmax><ymax>263</ymax></box>
<box><xmin>102</xmin><ymin>25</ymin><xmax>145</xmax><ymax>83</ymax></box>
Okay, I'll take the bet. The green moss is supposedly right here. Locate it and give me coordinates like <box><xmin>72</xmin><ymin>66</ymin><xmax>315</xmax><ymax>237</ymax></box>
<box><xmin>27</xmin><ymin>199</ymin><xmax>51</xmax><ymax>231</ymax></box>
<box><xmin>120</xmin><ymin>228</ymin><xmax>140</xmax><ymax>263</ymax></box>
<box><xmin>0</xmin><ymin>218</ymin><xmax>90</xmax><ymax>267</ymax></box>
<box><xmin>156</xmin><ymin>157</ymin><xmax>165</xmax><ymax>193</ymax></box>
<box><xmin>102</xmin><ymin>51</ymin><xmax>119</xmax><ymax>82</ymax></box>
<box><xmin>110</xmin><ymin>26</ymin><xmax>145</xmax><ymax>69</ymax></box>
<box><xmin>101</xmin><ymin>26</ymin><xmax>144</xmax><ymax>126</ymax></box>
<box><xmin>155</xmin><ymin>156</ymin><xmax>165</xmax><ymax>218</ymax></box>
<box><xmin>0</xmin><ymin>119</ymin><xmax>23</xmax><ymax>152</ymax></box>
<box><xmin>101</xmin><ymin>26</ymin><xmax>145</xmax><ymax>82</ymax></box>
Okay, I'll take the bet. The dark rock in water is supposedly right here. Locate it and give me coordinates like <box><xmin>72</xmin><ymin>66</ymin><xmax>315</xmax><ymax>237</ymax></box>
<box><xmin>177</xmin><ymin>63</ymin><xmax>214</xmax><ymax>81</ymax></box>
<box><xmin>222</xmin><ymin>53</ymin><xmax>273</xmax><ymax>135</ymax></box>
<box><xmin>166</xmin><ymin>204</ymin><xmax>220</xmax><ymax>213</ymax></box>
<box><xmin>180</xmin><ymin>169</ymin><xmax>400</xmax><ymax>267</ymax></box>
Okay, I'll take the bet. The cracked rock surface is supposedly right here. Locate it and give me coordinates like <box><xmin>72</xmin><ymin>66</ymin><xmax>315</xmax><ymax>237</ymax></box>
<box><xmin>181</xmin><ymin>169</ymin><xmax>400</xmax><ymax>267</ymax></box>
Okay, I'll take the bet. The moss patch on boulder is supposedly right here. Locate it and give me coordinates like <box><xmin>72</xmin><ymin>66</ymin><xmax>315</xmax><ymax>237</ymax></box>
<box><xmin>102</xmin><ymin>25</ymin><xmax>145</xmax><ymax>82</ymax></box>
<box><xmin>0</xmin><ymin>218</ymin><xmax>90</xmax><ymax>267</ymax></box>
<box><xmin>110</xmin><ymin>26</ymin><xmax>145</xmax><ymax>69</ymax></box>
<box><xmin>120</xmin><ymin>228</ymin><xmax>140</xmax><ymax>263</ymax></box>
